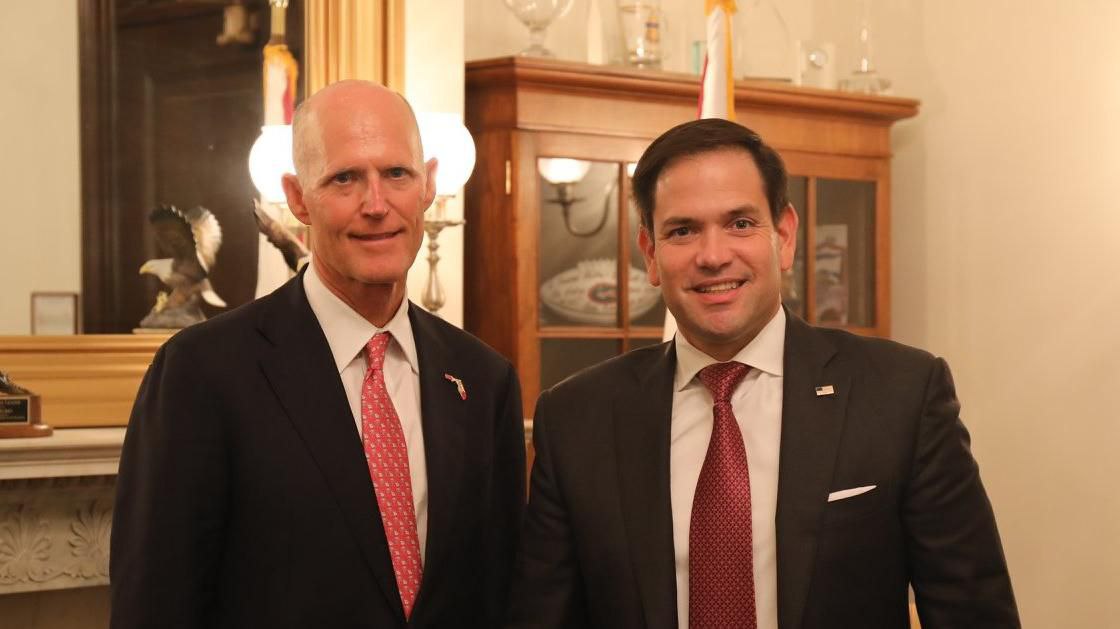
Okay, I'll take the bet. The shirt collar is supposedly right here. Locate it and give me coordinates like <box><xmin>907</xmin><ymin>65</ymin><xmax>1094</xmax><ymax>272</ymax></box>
<box><xmin>673</xmin><ymin>307</ymin><xmax>786</xmax><ymax>392</ymax></box>
<box><xmin>303</xmin><ymin>258</ymin><xmax>419</xmax><ymax>375</ymax></box>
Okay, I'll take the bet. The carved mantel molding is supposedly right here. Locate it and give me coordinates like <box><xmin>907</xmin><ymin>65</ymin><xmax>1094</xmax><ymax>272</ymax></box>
<box><xmin>0</xmin><ymin>429</ymin><xmax>124</xmax><ymax>595</ymax></box>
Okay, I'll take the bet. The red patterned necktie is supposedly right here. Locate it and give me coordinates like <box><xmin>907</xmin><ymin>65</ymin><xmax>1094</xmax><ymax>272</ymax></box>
<box><xmin>362</xmin><ymin>332</ymin><xmax>423</xmax><ymax>619</ymax></box>
<box><xmin>690</xmin><ymin>361</ymin><xmax>756</xmax><ymax>629</ymax></box>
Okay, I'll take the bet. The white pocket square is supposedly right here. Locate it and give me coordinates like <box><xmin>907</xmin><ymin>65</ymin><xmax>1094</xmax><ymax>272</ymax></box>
<box><xmin>827</xmin><ymin>485</ymin><xmax>877</xmax><ymax>502</ymax></box>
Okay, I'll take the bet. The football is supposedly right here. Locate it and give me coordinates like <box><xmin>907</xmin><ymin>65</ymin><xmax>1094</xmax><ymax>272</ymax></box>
<box><xmin>539</xmin><ymin>259</ymin><xmax>661</xmax><ymax>326</ymax></box>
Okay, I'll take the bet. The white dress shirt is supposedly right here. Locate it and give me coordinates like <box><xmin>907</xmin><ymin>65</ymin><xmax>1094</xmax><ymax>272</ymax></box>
<box><xmin>303</xmin><ymin>261</ymin><xmax>428</xmax><ymax>562</ymax></box>
<box><xmin>671</xmin><ymin>307</ymin><xmax>786</xmax><ymax>629</ymax></box>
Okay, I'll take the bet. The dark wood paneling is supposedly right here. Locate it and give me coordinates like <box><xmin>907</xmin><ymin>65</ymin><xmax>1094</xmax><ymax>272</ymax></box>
<box><xmin>79</xmin><ymin>0</ymin><xmax>118</xmax><ymax>334</ymax></box>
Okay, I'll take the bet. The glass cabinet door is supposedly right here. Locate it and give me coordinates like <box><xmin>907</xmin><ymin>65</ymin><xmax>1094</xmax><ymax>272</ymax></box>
<box><xmin>534</xmin><ymin>156</ymin><xmax>665</xmax><ymax>389</ymax></box>
<box><xmin>783</xmin><ymin>176</ymin><xmax>809</xmax><ymax>319</ymax></box>
<box><xmin>537</xmin><ymin>159</ymin><xmax>622</xmax><ymax>328</ymax></box>
<box><xmin>539</xmin><ymin>339</ymin><xmax>622</xmax><ymax>390</ymax></box>
<box><xmin>626</xmin><ymin>163</ymin><xmax>666</xmax><ymax>329</ymax></box>
<box><xmin>783</xmin><ymin>173</ymin><xmax>878</xmax><ymax>330</ymax></box>
<box><xmin>815</xmin><ymin>179</ymin><xmax>876</xmax><ymax>327</ymax></box>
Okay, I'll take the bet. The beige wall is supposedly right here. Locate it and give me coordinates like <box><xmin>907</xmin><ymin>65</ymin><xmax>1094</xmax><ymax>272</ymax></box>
<box><xmin>814</xmin><ymin>0</ymin><xmax>1120</xmax><ymax>625</ymax></box>
<box><xmin>0</xmin><ymin>3</ymin><xmax>81</xmax><ymax>334</ymax></box>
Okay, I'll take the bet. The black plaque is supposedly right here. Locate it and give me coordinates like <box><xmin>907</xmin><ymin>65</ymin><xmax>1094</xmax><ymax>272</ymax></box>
<box><xmin>0</xmin><ymin>397</ymin><xmax>31</xmax><ymax>424</ymax></box>
<box><xmin>0</xmin><ymin>372</ymin><xmax>51</xmax><ymax>438</ymax></box>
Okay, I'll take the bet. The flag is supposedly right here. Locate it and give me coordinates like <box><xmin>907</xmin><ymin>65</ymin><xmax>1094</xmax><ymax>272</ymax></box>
<box><xmin>663</xmin><ymin>0</ymin><xmax>738</xmax><ymax>341</ymax></box>
<box><xmin>699</xmin><ymin>0</ymin><xmax>737</xmax><ymax>121</ymax></box>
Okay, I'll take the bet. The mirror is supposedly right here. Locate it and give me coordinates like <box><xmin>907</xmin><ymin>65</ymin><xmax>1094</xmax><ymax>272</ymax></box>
<box><xmin>79</xmin><ymin>0</ymin><xmax>306</xmax><ymax>333</ymax></box>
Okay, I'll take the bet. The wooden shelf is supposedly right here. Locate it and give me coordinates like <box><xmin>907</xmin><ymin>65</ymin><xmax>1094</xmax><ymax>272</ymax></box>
<box><xmin>537</xmin><ymin>326</ymin><xmax>666</xmax><ymax>339</ymax></box>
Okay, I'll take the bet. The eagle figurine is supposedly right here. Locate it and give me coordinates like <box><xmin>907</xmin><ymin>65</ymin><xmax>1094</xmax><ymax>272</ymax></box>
<box><xmin>138</xmin><ymin>205</ymin><xmax>227</xmax><ymax>329</ymax></box>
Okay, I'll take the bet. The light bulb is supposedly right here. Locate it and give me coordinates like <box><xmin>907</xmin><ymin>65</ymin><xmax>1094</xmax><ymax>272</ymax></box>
<box><xmin>248</xmin><ymin>124</ymin><xmax>294</xmax><ymax>204</ymax></box>
<box><xmin>538</xmin><ymin>158</ymin><xmax>591</xmax><ymax>184</ymax></box>
<box><xmin>416</xmin><ymin>113</ymin><xmax>477</xmax><ymax>197</ymax></box>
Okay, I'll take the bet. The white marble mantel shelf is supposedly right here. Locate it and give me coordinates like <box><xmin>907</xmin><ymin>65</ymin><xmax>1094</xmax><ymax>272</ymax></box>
<box><xmin>0</xmin><ymin>428</ymin><xmax>125</xmax><ymax>481</ymax></box>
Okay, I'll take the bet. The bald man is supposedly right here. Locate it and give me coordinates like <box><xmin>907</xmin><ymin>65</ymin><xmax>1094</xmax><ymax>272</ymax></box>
<box><xmin>111</xmin><ymin>81</ymin><xmax>525</xmax><ymax>629</ymax></box>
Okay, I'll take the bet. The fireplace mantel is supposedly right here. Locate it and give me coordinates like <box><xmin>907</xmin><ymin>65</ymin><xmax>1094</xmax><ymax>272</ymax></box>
<box><xmin>0</xmin><ymin>428</ymin><xmax>125</xmax><ymax>481</ymax></box>
<box><xmin>0</xmin><ymin>428</ymin><xmax>124</xmax><ymax>595</ymax></box>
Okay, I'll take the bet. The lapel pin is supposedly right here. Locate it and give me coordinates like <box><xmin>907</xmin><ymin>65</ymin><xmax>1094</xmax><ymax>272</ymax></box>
<box><xmin>815</xmin><ymin>385</ymin><xmax>835</xmax><ymax>396</ymax></box>
<box><xmin>444</xmin><ymin>373</ymin><xmax>467</xmax><ymax>401</ymax></box>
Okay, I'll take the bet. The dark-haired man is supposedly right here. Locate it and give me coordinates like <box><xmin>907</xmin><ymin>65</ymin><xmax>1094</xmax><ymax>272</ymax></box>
<box><xmin>507</xmin><ymin>118</ymin><xmax>1018</xmax><ymax>629</ymax></box>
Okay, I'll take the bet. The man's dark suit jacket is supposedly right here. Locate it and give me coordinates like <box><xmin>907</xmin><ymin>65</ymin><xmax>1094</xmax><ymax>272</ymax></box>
<box><xmin>111</xmin><ymin>272</ymin><xmax>525</xmax><ymax>629</ymax></box>
<box><xmin>508</xmin><ymin>312</ymin><xmax>1019</xmax><ymax>629</ymax></box>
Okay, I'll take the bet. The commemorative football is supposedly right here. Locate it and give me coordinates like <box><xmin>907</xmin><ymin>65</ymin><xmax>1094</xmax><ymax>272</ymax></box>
<box><xmin>539</xmin><ymin>259</ymin><xmax>661</xmax><ymax>326</ymax></box>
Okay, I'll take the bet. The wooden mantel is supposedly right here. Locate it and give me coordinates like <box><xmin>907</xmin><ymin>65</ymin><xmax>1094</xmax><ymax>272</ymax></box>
<box><xmin>0</xmin><ymin>335</ymin><xmax>168</xmax><ymax>428</ymax></box>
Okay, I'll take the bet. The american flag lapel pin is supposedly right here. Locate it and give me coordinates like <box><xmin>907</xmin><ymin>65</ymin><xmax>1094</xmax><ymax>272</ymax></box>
<box><xmin>444</xmin><ymin>373</ymin><xmax>467</xmax><ymax>401</ymax></box>
<box><xmin>815</xmin><ymin>385</ymin><xmax>836</xmax><ymax>396</ymax></box>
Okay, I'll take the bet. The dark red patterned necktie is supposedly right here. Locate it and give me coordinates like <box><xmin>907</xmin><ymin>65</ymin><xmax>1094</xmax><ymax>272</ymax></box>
<box><xmin>690</xmin><ymin>361</ymin><xmax>755</xmax><ymax>629</ymax></box>
<box><xmin>362</xmin><ymin>333</ymin><xmax>423</xmax><ymax>619</ymax></box>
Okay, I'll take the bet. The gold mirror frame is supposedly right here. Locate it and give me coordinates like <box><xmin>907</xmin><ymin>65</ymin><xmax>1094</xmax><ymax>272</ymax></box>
<box><xmin>0</xmin><ymin>0</ymin><xmax>407</xmax><ymax>429</ymax></box>
<box><xmin>306</xmin><ymin>0</ymin><xmax>406</xmax><ymax>92</ymax></box>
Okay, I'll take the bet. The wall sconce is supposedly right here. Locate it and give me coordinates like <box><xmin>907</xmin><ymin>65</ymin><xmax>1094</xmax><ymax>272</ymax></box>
<box><xmin>416</xmin><ymin>112</ymin><xmax>476</xmax><ymax>316</ymax></box>
<box><xmin>538</xmin><ymin>158</ymin><xmax>610</xmax><ymax>237</ymax></box>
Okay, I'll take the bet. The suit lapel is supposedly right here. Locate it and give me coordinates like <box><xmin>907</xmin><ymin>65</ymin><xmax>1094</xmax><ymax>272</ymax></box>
<box><xmin>407</xmin><ymin>305</ymin><xmax>469</xmax><ymax>612</ymax></box>
<box><xmin>614</xmin><ymin>343</ymin><xmax>679</xmax><ymax>629</ymax></box>
<box><xmin>255</xmin><ymin>274</ymin><xmax>406</xmax><ymax>622</ymax></box>
<box><xmin>775</xmin><ymin>313</ymin><xmax>850</xmax><ymax>629</ymax></box>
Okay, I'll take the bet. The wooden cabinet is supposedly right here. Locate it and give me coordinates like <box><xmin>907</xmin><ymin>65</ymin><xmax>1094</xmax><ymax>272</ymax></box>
<box><xmin>464</xmin><ymin>57</ymin><xmax>919</xmax><ymax>417</ymax></box>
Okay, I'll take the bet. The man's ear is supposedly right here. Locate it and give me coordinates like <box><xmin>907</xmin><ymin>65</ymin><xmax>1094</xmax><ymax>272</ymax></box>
<box><xmin>637</xmin><ymin>225</ymin><xmax>661</xmax><ymax>287</ymax></box>
<box><xmin>776</xmin><ymin>203</ymin><xmax>798</xmax><ymax>272</ymax></box>
<box><xmin>422</xmin><ymin>157</ymin><xmax>438</xmax><ymax>211</ymax></box>
<box><xmin>282</xmin><ymin>174</ymin><xmax>311</xmax><ymax>226</ymax></box>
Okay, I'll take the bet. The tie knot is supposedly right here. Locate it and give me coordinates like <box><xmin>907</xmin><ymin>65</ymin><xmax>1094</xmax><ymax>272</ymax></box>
<box><xmin>698</xmin><ymin>361</ymin><xmax>750</xmax><ymax>403</ymax></box>
<box><xmin>365</xmin><ymin>332</ymin><xmax>392</xmax><ymax>371</ymax></box>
